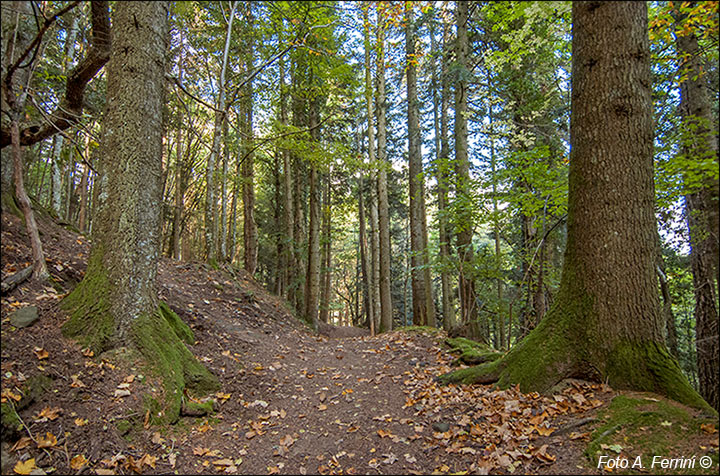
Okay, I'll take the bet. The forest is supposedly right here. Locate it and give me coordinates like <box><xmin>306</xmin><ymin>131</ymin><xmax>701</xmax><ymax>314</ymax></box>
<box><xmin>0</xmin><ymin>1</ymin><xmax>718</xmax><ymax>475</ymax></box>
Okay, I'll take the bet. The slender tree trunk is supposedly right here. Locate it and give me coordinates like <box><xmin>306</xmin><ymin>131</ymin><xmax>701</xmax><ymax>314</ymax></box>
<box><xmin>172</xmin><ymin>116</ymin><xmax>183</xmax><ymax>260</ymax></box>
<box><xmin>205</xmin><ymin>1</ymin><xmax>237</xmax><ymax>265</ymax></box>
<box><xmin>219</xmin><ymin>114</ymin><xmax>229</xmax><ymax>262</ymax></box>
<box><xmin>376</xmin><ymin>10</ymin><xmax>393</xmax><ymax>333</ymax></box>
<box><xmin>363</xmin><ymin>5</ymin><xmax>379</xmax><ymax>334</ymax></box>
<box><xmin>359</xmin><ymin>175</ymin><xmax>374</xmax><ymax>334</ymax></box>
<box><xmin>11</xmin><ymin>121</ymin><xmax>49</xmax><ymax>280</ymax></box>
<box><xmin>51</xmin><ymin>12</ymin><xmax>80</xmax><ymax>217</ymax></box>
<box><xmin>453</xmin><ymin>1</ymin><xmax>479</xmax><ymax>340</ymax></box>
<box><xmin>434</xmin><ymin>17</ymin><xmax>455</xmax><ymax>331</ymax></box>
<box><xmin>319</xmin><ymin>176</ymin><xmax>332</xmax><ymax>324</ymax></box>
<box><xmin>675</xmin><ymin>11</ymin><xmax>719</xmax><ymax>412</ymax></box>
<box><xmin>406</xmin><ymin>4</ymin><xmax>435</xmax><ymax>327</ymax></box>
<box><xmin>304</xmin><ymin>119</ymin><xmax>321</xmax><ymax>329</ymax></box>
<box><xmin>77</xmin><ymin>138</ymin><xmax>89</xmax><ymax>232</ymax></box>
<box><xmin>242</xmin><ymin>3</ymin><xmax>257</xmax><ymax>275</ymax></box>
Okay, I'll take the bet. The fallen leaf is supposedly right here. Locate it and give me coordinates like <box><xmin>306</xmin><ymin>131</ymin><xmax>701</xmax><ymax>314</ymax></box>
<box><xmin>318</xmin><ymin>404</ymin><xmax>327</xmax><ymax>411</ymax></box>
<box><xmin>267</xmin><ymin>466</ymin><xmax>280</xmax><ymax>474</ymax></box>
<box><xmin>33</xmin><ymin>347</ymin><xmax>49</xmax><ymax>360</ymax></box>
<box><xmin>70</xmin><ymin>454</ymin><xmax>88</xmax><ymax>470</ymax></box>
<box><xmin>660</xmin><ymin>420</ymin><xmax>672</xmax><ymax>427</ymax></box>
<box><xmin>37</xmin><ymin>431</ymin><xmax>58</xmax><ymax>448</ymax></box>
<box><xmin>75</xmin><ymin>418</ymin><xmax>88</xmax><ymax>427</ymax></box>
<box><xmin>1</xmin><ymin>388</ymin><xmax>22</xmax><ymax>402</ymax></box>
<box><xmin>214</xmin><ymin>458</ymin><xmax>233</xmax><ymax>466</ymax></box>
<box><xmin>82</xmin><ymin>348</ymin><xmax>94</xmax><ymax>357</ymax></box>
<box><xmin>168</xmin><ymin>453</ymin><xmax>177</xmax><ymax>467</ymax></box>
<box><xmin>280</xmin><ymin>434</ymin><xmax>295</xmax><ymax>447</ymax></box>
<box><xmin>700</xmin><ymin>423</ymin><xmax>717</xmax><ymax>434</ymax></box>
<box><xmin>10</xmin><ymin>437</ymin><xmax>32</xmax><ymax>452</ymax></box>
<box><xmin>35</xmin><ymin>406</ymin><xmax>62</xmax><ymax>421</ymax></box>
<box><xmin>535</xmin><ymin>426</ymin><xmax>555</xmax><ymax>436</ymax></box>
<box><xmin>114</xmin><ymin>389</ymin><xmax>131</xmax><ymax>398</ymax></box>
<box><xmin>70</xmin><ymin>375</ymin><xmax>85</xmax><ymax>388</ymax></box>
<box><xmin>95</xmin><ymin>469</ymin><xmax>115</xmax><ymax>475</ymax></box>
<box><xmin>13</xmin><ymin>458</ymin><xmax>36</xmax><ymax>475</ymax></box>
<box><xmin>139</xmin><ymin>454</ymin><xmax>157</xmax><ymax>469</ymax></box>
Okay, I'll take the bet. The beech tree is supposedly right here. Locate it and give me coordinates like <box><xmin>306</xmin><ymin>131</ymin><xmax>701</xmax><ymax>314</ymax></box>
<box><xmin>61</xmin><ymin>1</ymin><xmax>217</xmax><ymax>423</ymax></box>
<box><xmin>440</xmin><ymin>2</ymin><xmax>712</xmax><ymax>413</ymax></box>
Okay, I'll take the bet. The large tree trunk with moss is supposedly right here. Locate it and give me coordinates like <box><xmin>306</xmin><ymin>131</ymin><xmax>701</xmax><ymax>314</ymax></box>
<box><xmin>674</xmin><ymin>10</ymin><xmax>719</xmax><ymax>412</ymax></box>
<box><xmin>439</xmin><ymin>2</ymin><xmax>712</xmax><ymax>413</ymax></box>
<box><xmin>61</xmin><ymin>1</ymin><xmax>217</xmax><ymax>424</ymax></box>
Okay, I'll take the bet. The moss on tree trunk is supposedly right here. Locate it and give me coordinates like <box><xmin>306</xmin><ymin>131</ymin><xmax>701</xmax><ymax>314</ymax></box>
<box><xmin>439</xmin><ymin>3</ymin><xmax>714</xmax><ymax>415</ymax></box>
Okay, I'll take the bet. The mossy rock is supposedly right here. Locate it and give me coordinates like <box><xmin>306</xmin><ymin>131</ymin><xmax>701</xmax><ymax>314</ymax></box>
<box><xmin>455</xmin><ymin>348</ymin><xmax>504</xmax><ymax>365</ymax></box>
<box><xmin>114</xmin><ymin>419</ymin><xmax>133</xmax><ymax>435</ymax></box>
<box><xmin>586</xmin><ymin>394</ymin><xmax>719</xmax><ymax>474</ymax></box>
<box><xmin>396</xmin><ymin>326</ymin><xmax>442</xmax><ymax>335</ymax></box>
<box><xmin>445</xmin><ymin>336</ymin><xmax>487</xmax><ymax>351</ymax></box>
<box><xmin>1</xmin><ymin>402</ymin><xmax>21</xmax><ymax>439</ymax></box>
<box><xmin>181</xmin><ymin>400</ymin><xmax>216</xmax><ymax>417</ymax></box>
<box><xmin>18</xmin><ymin>374</ymin><xmax>54</xmax><ymax>411</ymax></box>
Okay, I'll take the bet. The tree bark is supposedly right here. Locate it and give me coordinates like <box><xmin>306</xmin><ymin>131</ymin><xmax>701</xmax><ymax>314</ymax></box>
<box><xmin>61</xmin><ymin>1</ymin><xmax>216</xmax><ymax>423</ymax></box>
<box><xmin>406</xmin><ymin>4</ymin><xmax>435</xmax><ymax>327</ymax></box>
<box><xmin>433</xmin><ymin>16</ymin><xmax>455</xmax><ymax>331</ymax></box>
<box><xmin>376</xmin><ymin>10</ymin><xmax>393</xmax><ymax>333</ymax></box>
<box><xmin>674</xmin><ymin>11</ymin><xmax>719</xmax><ymax>412</ymax></box>
<box><xmin>205</xmin><ymin>1</ymin><xmax>236</xmax><ymax>265</ymax></box>
<box><xmin>319</xmin><ymin>176</ymin><xmax>332</xmax><ymax>324</ymax></box>
<box><xmin>453</xmin><ymin>1</ymin><xmax>479</xmax><ymax>340</ymax></box>
<box><xmin>440</xmin><ymin>1</ymin><xmax>711</xmax><ymax>413</ymax></box>
<box><xmin>242</xmin><ymin>3</ymin><xmax>257</xmax><ymax>275</ymax></box>
<box><xmin>1</xmin><ymin>2</ymin><xmax>110</xmax><ymax>150</ymax></box>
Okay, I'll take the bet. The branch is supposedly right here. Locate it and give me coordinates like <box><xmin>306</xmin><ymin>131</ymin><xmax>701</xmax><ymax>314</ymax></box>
<box><xmin>3</xmin><ymin>1</ymin><xmax>81</xmax><ymax>94</ymax></box>
<box><xmin>1</xmin><ymin>1</ymin><xmax>111</xmax><ymax>149</ymax></box>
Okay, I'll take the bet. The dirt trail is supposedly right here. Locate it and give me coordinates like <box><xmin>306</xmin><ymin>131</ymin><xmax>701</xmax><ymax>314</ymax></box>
<box><xmin>1</xmin><ymin>211</ymin><xmax>601</xmax><ymax>475</ymax></box>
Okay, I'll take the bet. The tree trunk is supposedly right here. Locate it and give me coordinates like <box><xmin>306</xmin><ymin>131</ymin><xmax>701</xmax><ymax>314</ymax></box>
<box><xmin>363</xmin><ymin>5</ymin><xmax>380</xmax><ymax>334</ymax></box>
<box><xmin>61</xmin><ymin>1</ymin><xmax>217</xmax><ymax>423</ymax></box>
<box><xmin>11</xmin><ymin>121</ymin><xmax>49</xmax><ymax>281</ymax></box>
<box><xmin>219</xmin><ymin>114</ymin><xmax>229</xmax><ymax>262</ymax></box>
<box><xmin>205</xmin><ymin>1</ymin><xmax>237</xmax><ymax>266</ymax></box>
<box><xmin>376</xmin><ymin>11</ymin><xmax>393</xmax><ymax>333</ymax></box>
<box><xmin>440</xmin><ymin>1</ymin><xmax>711</xmax><ymax>413</ymax></box>
<box><xmin>453</xmin><ymin>1</ymin><xmax>479</xmax><ymax>340</ymax></box>
<box><xmin>242</xmin><ymin>3</ymin><xmax>257</xmax><ymax>275</ymax></box>
<box><xmin>319</xmin><ymin>176</ymin><xmax>332</xmax><ymax>324</ymax></box>
<box><xmin>171</xmin><ymin>111</ymin><xmax>183</xmax><ymax>260</ymax></box>
<box><xmin>674</xmin><ymin>11</ymin><xmax>719</xmax><ymax>412</ymax></box>
<box><xmin>51</xmin><ymin>11</ymin><xmax>80</xmax><ymax>217</ymax></box>
<box><xmin>406</xmin><ymin>4</ymin><xmax>435</xmax><ymax>327</ymax></box>
<box><xmin>304</xmin><ymin>154</ymin><xmax>321</xmax><ymax>329</ymax></box>
<box><xmin>434</xmin><ymin>17</ymin><xmax>455</xmax><ymax>331</ymax></box>
<box><xmin>359</xmin><ymin>175</ymin><xmax>374</xmax><ymax>334</ymax></box>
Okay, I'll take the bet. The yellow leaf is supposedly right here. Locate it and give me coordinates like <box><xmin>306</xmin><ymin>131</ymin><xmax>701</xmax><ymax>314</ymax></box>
<box><xmin>139</xmin><ymin>453</ymin><xmax>157</xmax><ymax>469</ymax></box>
<box><xmin>37</xmin><ymin>431</ymin><xmax>58</xmax><ymax>448</ymax></box>
<box><xmin>75</xmin><ymin>418</ymin><xmax>88</xmax><ymax>426</ymax></box>
<box><xmin>13</xmin><ymin>458</ymin><xmax>36</xmax><ymax>475</ymax></box>
<box><xmin>33</xmin><ymin>347</ymin><xmax>49</xmax><ymax>360</ymax></box>
<box><xmin>70</xmin><ymin>454</ymin><xmax>88</xmax><ymax>470</ymax></box>
<box><xmin>36</xmin><ymin>406</ymin><xmax>62</xmax><ymax>421</ymax></box>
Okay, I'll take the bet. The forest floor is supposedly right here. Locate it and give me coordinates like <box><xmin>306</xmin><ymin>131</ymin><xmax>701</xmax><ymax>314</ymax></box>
<box><xmin>1</xmin><ymin>209</ymin><xmax>718</xmax><ymax>475</ymax></box>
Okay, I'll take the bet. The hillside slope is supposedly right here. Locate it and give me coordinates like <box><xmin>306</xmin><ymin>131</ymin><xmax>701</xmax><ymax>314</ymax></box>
<box><xmin>1</xmin><ymin>210</ymin><xmax>717</xmax><ymax>475</ymax></box>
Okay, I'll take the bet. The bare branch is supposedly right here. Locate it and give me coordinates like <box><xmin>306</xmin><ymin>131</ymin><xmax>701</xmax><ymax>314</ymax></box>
<box><xmin>1</xmin><ymin>1</ymin><xmax>111</xmax><ymax>149</ymax></box>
